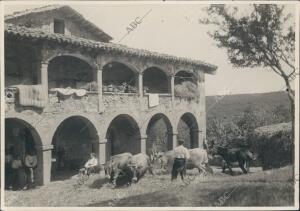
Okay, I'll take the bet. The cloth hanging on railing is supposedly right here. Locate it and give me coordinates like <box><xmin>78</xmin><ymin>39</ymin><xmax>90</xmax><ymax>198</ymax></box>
<box><xmin>149</xmin><ymin>94</ymin><xmax>159</xmax><ymax>107</ymax></box>
<box><xmin>49</xmin><ymin>87</ymin><xmax>87</xmax><ymax>97</ymax></box>
<box><xmin>13</xmin><ymin>85</ymin><xmax>47</xmax><ymax>108</ymax></box>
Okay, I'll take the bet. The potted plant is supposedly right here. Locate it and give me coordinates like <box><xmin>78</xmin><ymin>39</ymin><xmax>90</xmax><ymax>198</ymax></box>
<box><xmin>107</xmin><ymin>84</ymin><xmax>113</xmax><ymax>92</ymax></box>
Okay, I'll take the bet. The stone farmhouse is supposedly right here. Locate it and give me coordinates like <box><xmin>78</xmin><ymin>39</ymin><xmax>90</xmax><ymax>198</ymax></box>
<box><xmin>4</xmin><ymin>5</ymin><xmax>217</xmax><ymax>185</ymax></box>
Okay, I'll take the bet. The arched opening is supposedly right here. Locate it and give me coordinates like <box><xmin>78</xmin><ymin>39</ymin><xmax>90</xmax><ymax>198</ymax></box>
<box><xmin>5</xmin><ymin>118</ymin><xmax>43</xmax><ymax>188</ymax></box>
<box><xmin>177</xmin><ymin>113</ymin><xmax>199</xmax><ymax>149</ymax></box>
<box><xmin>51</xmin><ymin>116</ymin><xmax>99</xmax><ymax>181</ymax></box>
<box><xmin>102</xmin><ymin>62</ymin><xmax>138</xmax><ymax>93</ymax></box>
<box><xmin>146</xmin><ymin>113</ymin><xmax>173</xmax><ymax>154</ymax></box>
<box><xmin>143</xmin><ymin>67</ymin><xmax>169</xmax><ymax>94</ymax></box>
<box><xmin>48</xmin><ymin>55</ymin><xmax>97</xmax><ymax>91</ymax></box>
<box><xmin>106</xmin><ymin>115</ymin><xmax>141</xmax><ymax>158</ymax></box>
<box><xmin>174</xmin><ymin>70</ymin><xmax>198</xmax><ymax>98</ymax></box>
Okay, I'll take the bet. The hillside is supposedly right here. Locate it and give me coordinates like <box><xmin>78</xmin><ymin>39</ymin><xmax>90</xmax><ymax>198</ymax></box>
<box><xmin>206</xmin><ymin>91</ymin><xmax>291</xmax><ymax>122</ymax></box>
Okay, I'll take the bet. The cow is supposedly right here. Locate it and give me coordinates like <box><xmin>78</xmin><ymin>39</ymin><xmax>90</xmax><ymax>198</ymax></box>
<box><xmin>217</xmin><ymin>146</ymin><xmax>254</xmax><ymax>175</ymax></box>
<box><xmin>154</xmin><ymin>148</ymin><xmax>213</xmax><ymax>175</ymax></box>
<box><xmin>128</xmin><ymin>153</ymin><xmax>154</xmax><ymax>183</ymax></box>
<box><xmin>104</xmin><ymin>152</ymin><xmax>133</xmax><ymax>186</ymax></box>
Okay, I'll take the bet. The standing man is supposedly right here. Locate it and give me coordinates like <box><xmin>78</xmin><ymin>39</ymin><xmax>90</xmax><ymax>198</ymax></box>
<box><xmin>171</xmin><ymin>139</ymin><xmax>190</xmax><ymax>181</ymax></box>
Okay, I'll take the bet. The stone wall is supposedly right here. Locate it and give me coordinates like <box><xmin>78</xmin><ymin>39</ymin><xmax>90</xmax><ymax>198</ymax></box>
<box><xmin>6</xmin><ymin>10</ymin><xmax>103</xmax><ymax>41</ymax></box>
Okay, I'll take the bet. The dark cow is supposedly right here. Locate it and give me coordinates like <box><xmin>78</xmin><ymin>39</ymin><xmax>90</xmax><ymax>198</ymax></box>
<box><xmin>104</xmin><ymin>152</ymin><xmax>132</xmax><ymax>185</ymax></box>
<box><xmin>155</xmin><ymin>148</ymin><xmax>213</xmax><ymax>175</ymax></box>
<box><xmin>217</xmin><ymin>146</ymin><xmax>254</xmax><ymax>175</ymax></box>
<box><xmin>128</xmin><ymin>153</ymin><xmax>154</xmax><ymax>183</ymax></box>
<box><xmin>115</xmin><ymin>165</ymin><xmax>134</xmax><ymax>187</ymax></box>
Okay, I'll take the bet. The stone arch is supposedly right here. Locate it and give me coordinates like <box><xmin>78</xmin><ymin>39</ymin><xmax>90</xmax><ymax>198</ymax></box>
<box><xmin>105</xmin><ymin>114</ymin><xmax>141</xmax><ymax>158</ymax></box>
<box><xmin>47</xmin><ymin>54</ymin><xmax>98</xmax><ymax>91</ymax></box>
<box><xmin>174</xmin><ymin>70</ymin><xmax>197</xmax><ymax>84</ymax></box>
<box><xmin>46</xmin><ymin>53</ymin><xmax>98</xmax><ymax>69</ymax></box>
<box><xmin>143</xmin><ymin>66</ymin><xmax>170</xmax><ymax>94</ymax></box>
<box><xmin>177</xmin><ymin>112</ymin><xmax>199</xmax><ymax>149</ymax></box>
<box><xmin>5</xmin><ymin>118</ymin><xmax>44</xmax><ymax>186</ymax></box>
<box><xmin>50</xmin><ymin>115</ymin><xmax>99</xmax><ymax>181</ymax></box>
<box><xmin>143</xmin><ymin>113</ymin><xmax>174</xmax><ymax>154</ymax></box>
<box><xmin>102</xmin><ymin>61</ymin><xmax>138</xmax><ymax>93</ymax></box>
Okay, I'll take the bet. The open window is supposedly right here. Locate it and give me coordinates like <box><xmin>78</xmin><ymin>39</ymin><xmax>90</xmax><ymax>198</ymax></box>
<box><xmin>143</xmin><ymin>67</ymin><xmax>169</xmax><ymax>94</ymax></box>
<box><xmin>54</xmin><ymin>19</ymin><xmax>65</xmax><ymax>34</ymax></box>
<box><xmin>102</xmin><ymin>62</ymin><xmax>138</xmax><ymax>94</ymax></box>
<box><xmin>48</xmin><ymin>55</ymin><xmax>97</xmax><ymax>91</ymax></box>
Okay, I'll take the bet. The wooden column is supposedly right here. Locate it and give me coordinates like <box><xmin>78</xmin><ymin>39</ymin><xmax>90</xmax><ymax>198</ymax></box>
<box><xmin>138</xmin><ymin>73</ymin><xmax>143</xmax><ymax>97</ymax></box>
<box><xmin>171</xmin><ymin>75</ymin><xmax>175</xmax><ymax>102</ymax></box>
<box><xmin>41</xmin><ymin>61</ymin><xmax>48</xmax><ymax>92</ymax></box>
<box><xmin>97</xmin><ymin>68</ymin><xmax>104</xmax><ymax>113</ymax></box>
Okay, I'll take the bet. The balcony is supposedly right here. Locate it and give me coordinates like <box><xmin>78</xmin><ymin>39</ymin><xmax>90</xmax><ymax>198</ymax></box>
<box><xmin>4</xmin><ymin>86</ymin><xmax>99</xmax><ymax>113</ymax></box>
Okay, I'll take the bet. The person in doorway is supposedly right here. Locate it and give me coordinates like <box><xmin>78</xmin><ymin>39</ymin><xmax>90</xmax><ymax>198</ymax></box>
<box><xmin>171</xmin><ymin>139</ymin><xmax>190</xmax><ymax>181</ymax></box>
<box><xmin>11</xmin><ymin>155</ymin><xmax>27</xmax><ymax>190</ymax></box>
<box><xmin>81</xmin><ymin>153</ymin><xmax>98</xmax><ymax>175</ymax></box>
<box><xmin>5</xmin><ymin>147</ymin><xmax>14</xmax><ymax>189</ymax></box>
<box><xmin>56</xmin><ymin>146</ymin><xmax>65</xmax><ymax>171</ymax></box>
<box><xmin>24</xmin><ymin>150</ymin><xmax>38</xmax><ymax>189</ymax></box>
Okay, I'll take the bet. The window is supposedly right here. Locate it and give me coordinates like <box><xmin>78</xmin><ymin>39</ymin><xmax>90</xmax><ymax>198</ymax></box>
<box><xmin>54</xmin><ymin>19</ymin><xmax>65</xmax><ymax>34</ymax></box>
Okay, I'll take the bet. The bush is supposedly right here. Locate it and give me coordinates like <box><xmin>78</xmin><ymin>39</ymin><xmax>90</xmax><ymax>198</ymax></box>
<box><xmin>249</xmin><ymin>122</ymin><xmax>293</xmax><ymax>170</ymax></box>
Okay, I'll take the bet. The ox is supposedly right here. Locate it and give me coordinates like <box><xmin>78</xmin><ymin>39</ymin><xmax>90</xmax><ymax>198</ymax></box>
<box><xmin>154</xmin><ymin>148</ymin><xmax>213</xmax><ymax>175</ymax></box>
<box><xmin>128</xmin><ymin>153</ymin><xmax>154</xmax><ymax>183</ymax></box>
<box><xmin>217</xmin><ymin>146</ymin><xmax>254</xmax><ymax>175</ymax></box>
<box><xmin>104</xmin><ymin>152</ymin><xmax>133</xmax><ymax>186</ymax></box>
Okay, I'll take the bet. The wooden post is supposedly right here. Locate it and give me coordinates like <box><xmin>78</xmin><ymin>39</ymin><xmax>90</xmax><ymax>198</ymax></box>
<box><xmin>41</xmin><ymin>61</ymin><xmax>48</xmax><ymax>92</ymax></box>
<box><xmin>138</xmin><ymin>73</ymin><xmax>143</xmax><ymax>97</ymax></box>
<box><xmin>97</xmin><ymin>68</ymin><xmax>103</xmax><ymax>113</ymax></box>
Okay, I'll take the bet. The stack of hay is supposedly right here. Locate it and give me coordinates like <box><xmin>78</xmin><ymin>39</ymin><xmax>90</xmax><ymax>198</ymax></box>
<box><xmin>250</xmin><ymin>122</ymin><xmax>293</xmax><ymax>170</ymax></box>
<box><xmin>174</xmin><ymin>81</ymin><xmax>199</xmax><ymax>99</ymax></box>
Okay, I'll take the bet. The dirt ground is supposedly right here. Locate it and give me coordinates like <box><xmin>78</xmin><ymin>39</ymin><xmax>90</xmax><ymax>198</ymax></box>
<box><xmin>4</xmin><ymin>166</ymin><xmax>295</xmax><ymax>207</ymax></box>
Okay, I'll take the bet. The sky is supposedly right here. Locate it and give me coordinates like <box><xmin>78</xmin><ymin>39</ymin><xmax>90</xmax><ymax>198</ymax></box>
<box><xmin>3</xmin><ymin>3</ymin><xmax>297</xmax><ymax>96</ymax></box>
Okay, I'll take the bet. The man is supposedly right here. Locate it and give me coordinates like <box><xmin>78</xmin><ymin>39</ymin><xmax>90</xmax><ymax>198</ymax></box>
<box><xmin>82</xmin><ymin>153</ymin><xmax>98</xmax><ymax>175</ymax></box>
<box><xmin>172</xmin><ymin>139</ymin><xmax>190</xmax><ymax>181</ymax></box>
<box><xmin>5</xmin><ymin>147</ymin><xmax>14</xmax><ymax>189</ymax></box>
<box><xmin>24</xmin><ymin>151</ymin><xmax>38</xmax><ymax>189</ymax></box>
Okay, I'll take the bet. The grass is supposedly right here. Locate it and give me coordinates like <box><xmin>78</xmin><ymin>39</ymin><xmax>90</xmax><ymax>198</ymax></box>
<box><xmin>4</xmin><ymin>166</ymin><xmax>295</xmax><ymax>207</ymax></box>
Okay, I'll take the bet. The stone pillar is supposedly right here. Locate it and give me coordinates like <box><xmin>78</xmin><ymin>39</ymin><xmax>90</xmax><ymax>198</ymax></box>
<box><xmin>36</xmin><ymin>144</ymin><xmax>53</xmax><ymax>185</ymax></box>
<box><xmin>198</xmin><ymin>71</ymin><xmax>206</xmax><ymax>143</ymax></box>
<box><xmin>97</xmin><ymin>68</ymin><xmax>104</xmax><ymax>113</ymax></box>
<box><xmin>98</xmin><ymin>139</ymin><xmax>107</xmax><ymax>165</ymax></box>
<box><xmin>197</xmin><ymin>129</ymin><xmax>205</xmax><ymax>149</ymax></box>
<box><xmin>140</xmin><ymin>134</ymin><xmax>147</xmax><ymax>154</ymax></box>
<box><xmin>138</xmin><ymin>73</ymin><xmax>143</xmax><ymax>97</ymax></box>
<box><xmin>41</xmin><ymin>61</ymin><xmax>48</xmax><ymax>92</ymax></box>
<box><xmin>172</xmin><ymin>132</ymin><xmax>178</xmax><ymax>150</ymax></box>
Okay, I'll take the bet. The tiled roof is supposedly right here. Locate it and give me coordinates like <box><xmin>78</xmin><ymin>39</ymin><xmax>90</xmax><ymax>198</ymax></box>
<box><xmin>5</xmin><ymin>24</ymin><xmax>217</xmax><ymax>73</ymax></box>
<box><xmin>5</xmin><ymin>5</ymin><xmax>112</xmax><ymax>42</ymax></box>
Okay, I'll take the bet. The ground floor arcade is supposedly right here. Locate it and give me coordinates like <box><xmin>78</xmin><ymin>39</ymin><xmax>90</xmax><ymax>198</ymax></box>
<box><xmin>5</xmin><ymin>111</ymin><xmax>204</xmax><ymax>186</ymax></box>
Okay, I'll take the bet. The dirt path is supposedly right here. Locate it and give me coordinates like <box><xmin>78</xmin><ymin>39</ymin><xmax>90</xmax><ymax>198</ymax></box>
<box><xmin>4</xmin><ymin>166</ymin><xmax>294</xmax><ymax>207</ymax></box>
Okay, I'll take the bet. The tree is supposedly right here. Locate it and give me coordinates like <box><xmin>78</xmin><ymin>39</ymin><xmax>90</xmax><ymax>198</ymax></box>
<box><xmin>236</xmin><ymin>106</ymin><xmax>263</xmax><ymax>138</ymax></box>
<box><xmin>201</xmin><ymin>4</ymin><xmax>295</xmax><ymax>139</ymax></box>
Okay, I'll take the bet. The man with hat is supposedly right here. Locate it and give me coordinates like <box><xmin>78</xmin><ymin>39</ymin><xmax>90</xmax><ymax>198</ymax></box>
<box><xmin>171</xmin><ymin>139</ymin><xmax>190</xmax><ymax>181</ymax></box>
